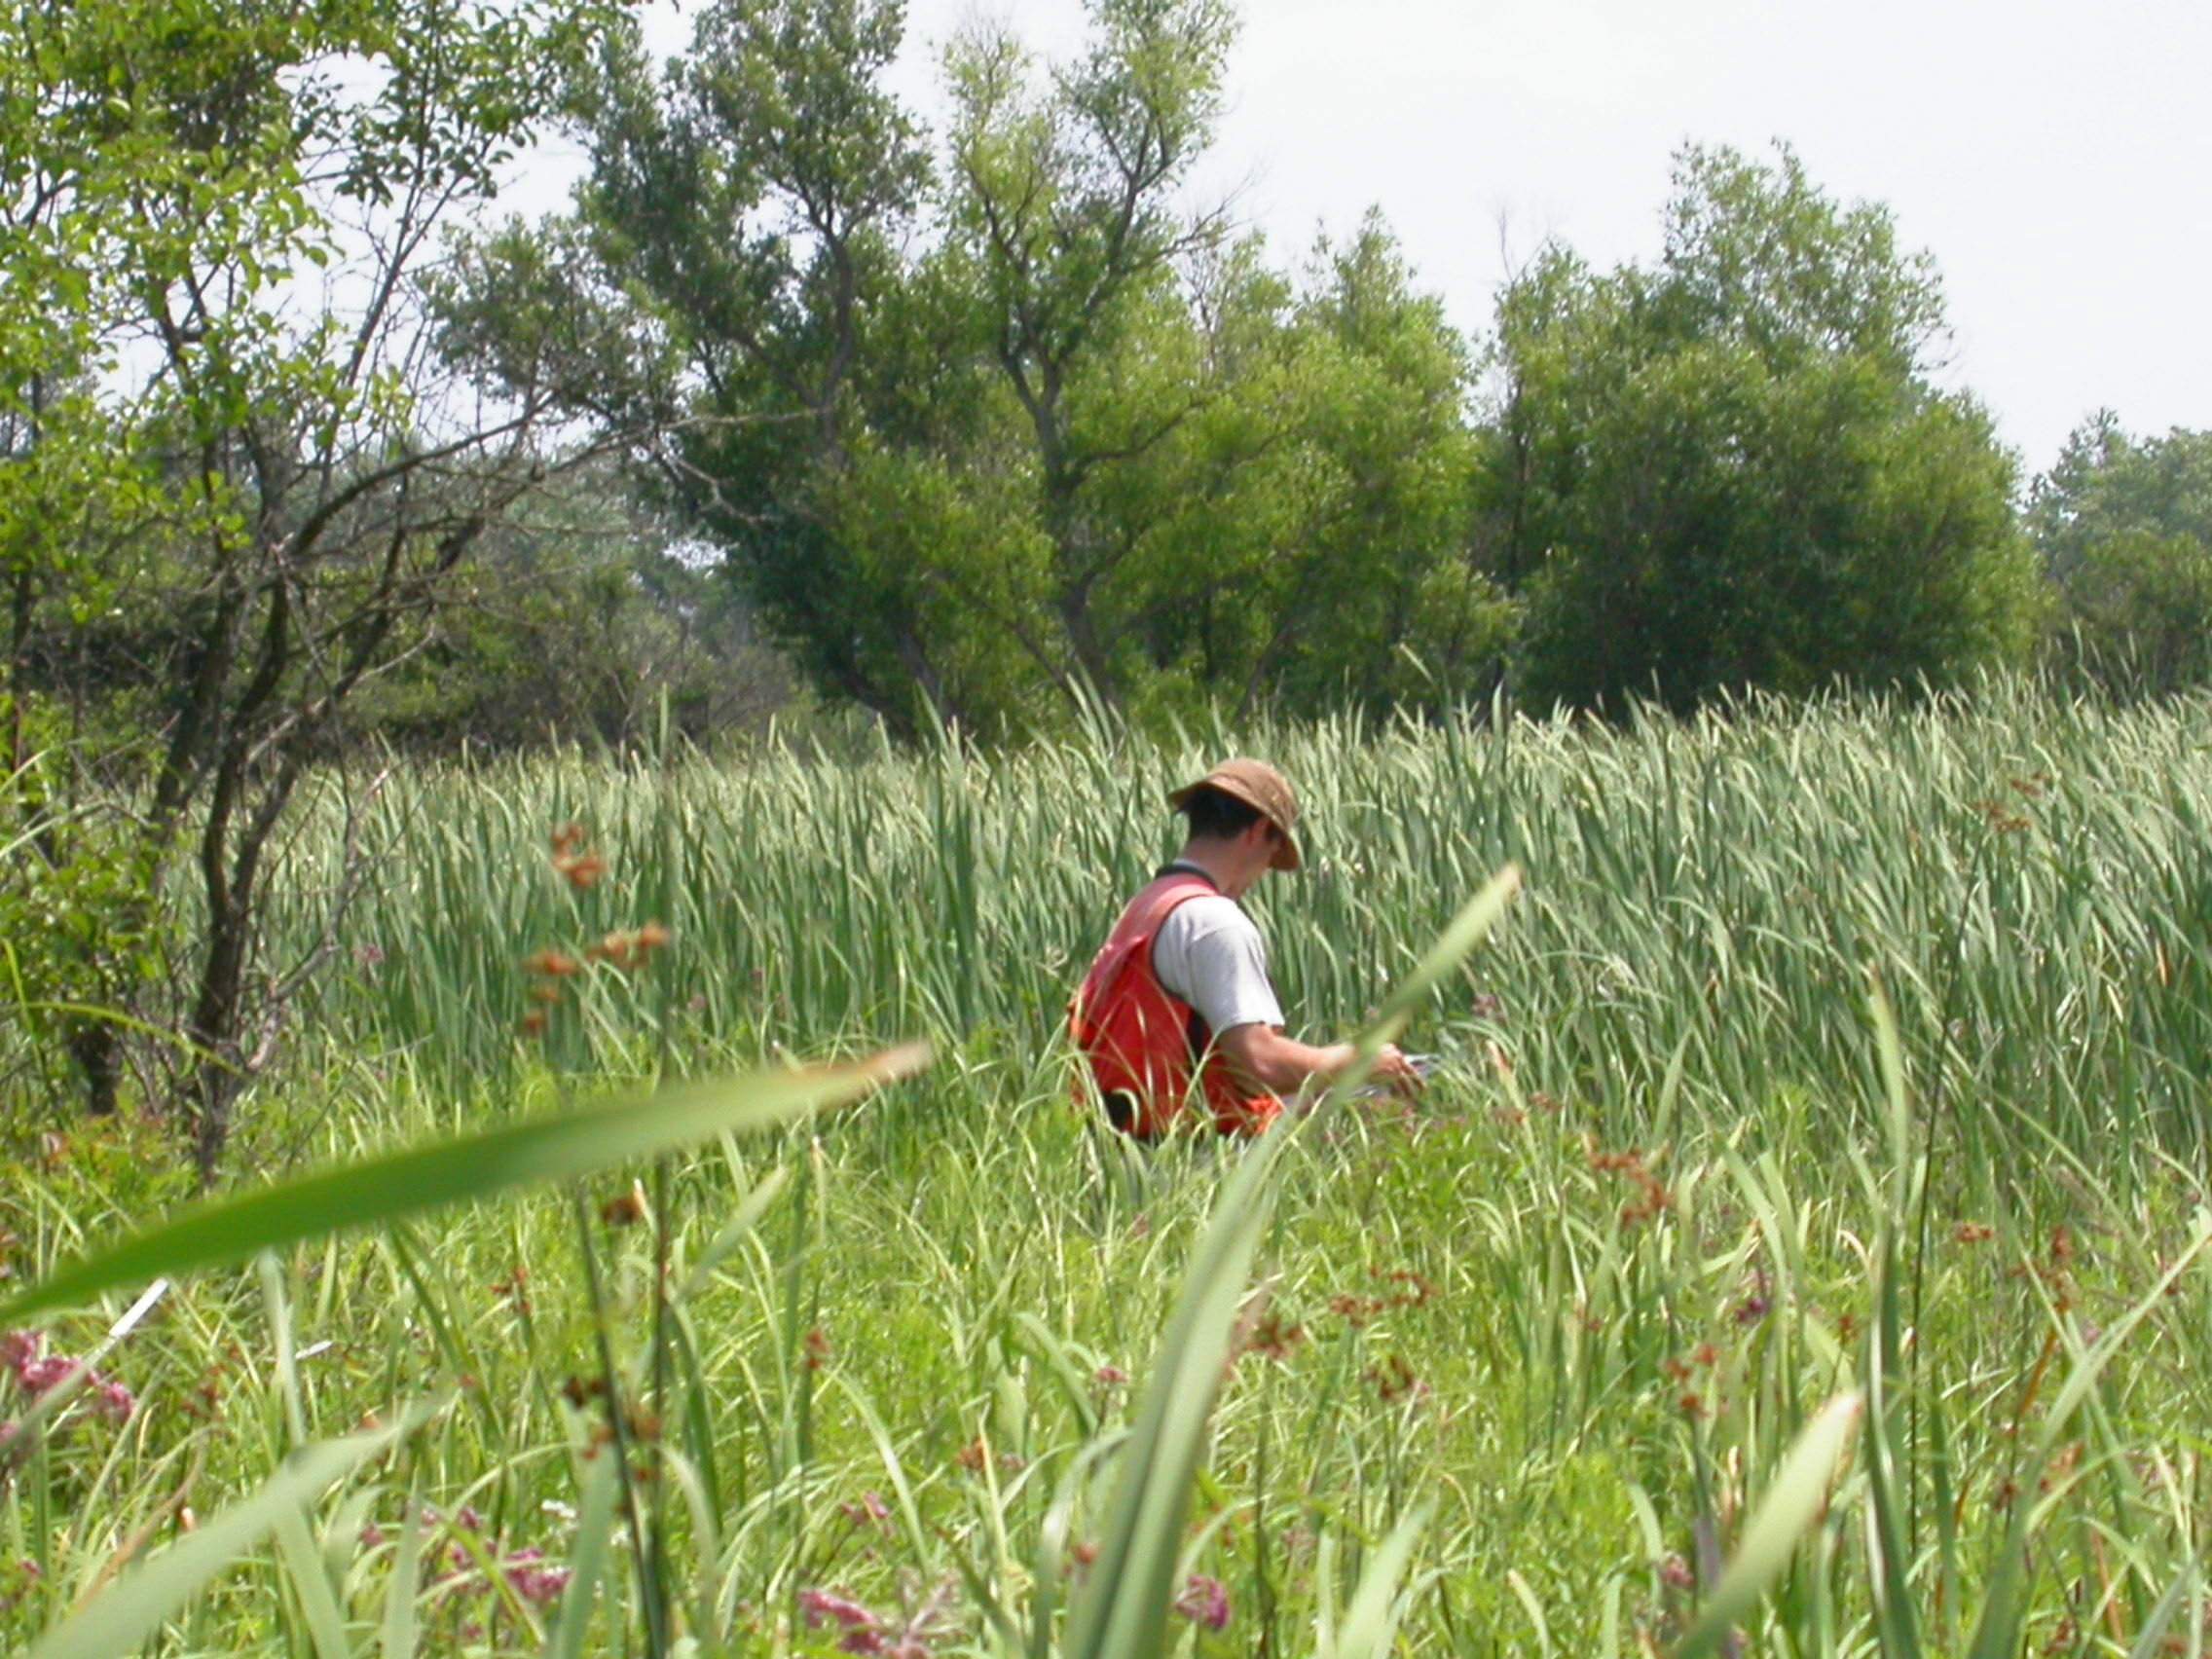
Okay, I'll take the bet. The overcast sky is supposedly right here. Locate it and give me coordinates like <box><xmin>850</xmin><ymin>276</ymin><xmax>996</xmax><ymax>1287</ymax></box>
<box><xmin>629</xmin><ymin>0</ymin><xmax>2212</xmax><ymax>477</ymax></box>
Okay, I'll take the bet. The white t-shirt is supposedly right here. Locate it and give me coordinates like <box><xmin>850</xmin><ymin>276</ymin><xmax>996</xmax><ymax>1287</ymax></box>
<box><xmin>1152</xmin><ymin>888</ymin><xmax>1285</xmax><ymax>1038</ymax></box>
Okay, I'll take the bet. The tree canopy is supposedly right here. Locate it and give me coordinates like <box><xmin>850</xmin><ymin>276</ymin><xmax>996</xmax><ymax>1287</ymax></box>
<box><xmin>451</xmin><ymin>0</ymin><xmax>1506</xmax><ymax>736</ymax></box>
<box><xmin>2032</xmin><ymin>415</ymin><xmax>2212</xmax><ymax>694</ymax></box>
<box><xmin>1479</xmin><ymin>145</ymin><xmax>2036</xmax><ymax>713</ymax></box>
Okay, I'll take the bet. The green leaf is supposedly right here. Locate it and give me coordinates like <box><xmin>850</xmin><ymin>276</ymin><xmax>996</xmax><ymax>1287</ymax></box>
<box><xmin>0</xmin><ymin>1047</ymin><xmax>930</xmax><ymax>1327</ymax></box>
<box><xmin>1670</xmin><ymin>1391</ymin><xmax>1863</xmax><ymax>1659</ymax></box>
<box><xmin>27</xmin><ymin>1408</ymin><xmax>430</xmax><ymax>1659</ymax></box>
<box><xmin>1319</xmin><ymin>1507</ymin><xmax>1429</xmax><ymax>1659</ymax></box>
<box><xmin>544</xmin><ymin>1450</ymin><xmax>623</xmax><ymax>1659</ymax></box>
<box><xmin>1056</xmin><ymin>1122</ymin><xmax>1289</xmax><ymax>1659</ymax></box>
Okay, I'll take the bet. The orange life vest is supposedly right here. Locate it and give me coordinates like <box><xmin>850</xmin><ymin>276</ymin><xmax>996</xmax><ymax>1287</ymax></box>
<box><xmin>1068</xmin><ymin>870</ymin><xmax>1283</xmax><ymax>1138</ymax></box>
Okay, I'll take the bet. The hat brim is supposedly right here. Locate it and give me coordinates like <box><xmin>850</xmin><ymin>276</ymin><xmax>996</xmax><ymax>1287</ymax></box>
<box><xmin>1167</xmin><ymin>778</ymin><xmax>1302</xmax><ymax>872</ymax></box>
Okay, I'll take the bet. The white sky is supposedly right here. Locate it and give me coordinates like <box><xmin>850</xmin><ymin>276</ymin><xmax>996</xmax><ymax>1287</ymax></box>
<box><xmin>617</xmin><ymin>0</ymin><xmax>2212</xmax><ymax>479</ymax></box>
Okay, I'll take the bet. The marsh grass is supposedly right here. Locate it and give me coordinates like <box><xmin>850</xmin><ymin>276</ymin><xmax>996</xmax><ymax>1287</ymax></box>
<box><xmin>5</xmin><ymin>681</ymin><xmax>2212</xmax><ymax>1656</ymax></box>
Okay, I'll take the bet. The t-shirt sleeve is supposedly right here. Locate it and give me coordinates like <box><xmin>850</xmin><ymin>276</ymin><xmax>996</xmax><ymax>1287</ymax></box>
<box><xmin>1151</xmin><ymin>897</ymin><xmax>1285</xmax><ymax>1036</ymax></box>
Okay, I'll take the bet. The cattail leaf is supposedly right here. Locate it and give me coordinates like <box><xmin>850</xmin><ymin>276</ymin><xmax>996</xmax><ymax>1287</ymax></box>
<box><xmin>1669</xmin><ymin>1390</ymin><xmax>1862</xmax><ymax>1659</ymax></box>
<box><xmin>1964</xmin><ymin>1219</ymin><xmax>2212</xmax><ymax>1659</ymax></box>
<box><xmin>27</xmin><ymin>1409</ymin><xmax>428</xmax><ymax>1659</ymax></box>
<box><xmin>1057</xmin><ymin>1121</ymin><xmax>1287</xmax><ymax>1659</ymax></box>
<box><xmin>1354</xmin><ymin>866</ymin><xmax>1523</xmax><ymax>1062</ymax></box>
<box><xmin>1315</xmin><ymin>1506</ymin><xmax>1427</xmax><ymax>1659</ymax></box>
<box><xmin>0</xmin><ymin>1046</ymin><xmax>929</xmax><ymax>1327</ymax></box>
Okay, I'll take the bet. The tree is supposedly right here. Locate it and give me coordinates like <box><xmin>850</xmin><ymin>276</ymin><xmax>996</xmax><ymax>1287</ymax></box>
<box><xmin>1</xmin><ymin>0</ymin><xmax>631</xmax><ymax>1171</ymax></box>
<box><xmin>351</xmin><ymin>468</ymin><xmax>797</xmax><ymax>753</ymax></box>
<box><xmin>1482</xmin><ymin>144</ymin><xmax>2035</xmax><ymax>713</ymax></box>
<box><xmin>455</xmin><ymin>0</ymin><xmax>1497</xmax><ymax>734</ymax></box>
<box><xmin>2031</xmin><ymin>415</ymin><xmax>2212</xmax><ymax>694</ymax></box>
<box><xmin>936</xmin><ymin>0</ymin><xmax>1239</xmax><ymax>704</ymax></box>
<box><xmin>1228</xmin><ymin>218</ymin><xmax>1509</xmax><ymax>718</ymax></box>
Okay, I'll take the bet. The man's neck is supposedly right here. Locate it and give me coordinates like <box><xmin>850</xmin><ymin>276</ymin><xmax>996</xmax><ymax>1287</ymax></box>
<box><xmin>1167</xmin><ymin>840</ymin><xmax>1246</xmax><ymax>899</ymax></box>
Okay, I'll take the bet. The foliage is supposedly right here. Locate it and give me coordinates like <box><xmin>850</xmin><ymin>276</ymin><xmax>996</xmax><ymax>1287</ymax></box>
<box><xmin>1484</xmin><ymin>144</ymin><xmax>2037</xmax><ymax>712</ymax></box>
<box><xmin>0</xmin><ymin>731</ymin><xmax>166</xmax><ymax>1119</ymax></box>
<box><xmin>7</xmin><ymin>691</ymin><xmax>2212</xmax><ymax>1655</ymax></box>
<box><xmin>449</xmin><ymin>0</ymin><xmax>1503</xmax><ymax>735</ymax></box>
<box><xmin>2032</xmin><ymin>413</ymin><xmax>2212</xmax><ymax>694</ymax></box>
<box><xmin>0</xmin><ymin>0</ymin><xmax>640</xmax><ymax>1161</ymax></box>
<box><xmin>349</xmin><ymin>468</ymin><xmax>797</xmax><ymax>755</ymax></box>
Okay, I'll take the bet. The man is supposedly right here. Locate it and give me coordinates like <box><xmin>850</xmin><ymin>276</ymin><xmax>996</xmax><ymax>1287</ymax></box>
<box><xmin>1069</xmin><ymin>757</ymin><xmax>1424</xmax><ymax>1138</ymax></box>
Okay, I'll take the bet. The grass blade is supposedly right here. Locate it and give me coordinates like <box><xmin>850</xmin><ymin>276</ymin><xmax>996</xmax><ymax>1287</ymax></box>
<box><xmin>1057</xmin><ymin>1124</ymin><xmax>1288</xmax><ymax>1659</ymax></box>
<box><xmin>1670</xmin><ymin>1391</ymin><xmax>1863</xmax><ymax>1659</ymax></box>
<box><xmin>379</xmin><ymin>1491</ymin><xmax>425</xmax><ymax>1659</ymax></box>
<box><xmin>1964</xmin><ymin>1219</ymin><xmax>2212</xmax><ymax>1659</ymax></box>
<box><xmin>545</xmin><ymin>1446</ymin><xmax>624</xmax><ymax>1659</ymax></box>
<box><xmin>0</xmin><ymin>1047</ymin><xmax>930</xmax><ymax>1326</ymax></box>
<box><xmin>1317</xmin><ymin>1507</ymin><xmax>1428</xmax><ymax>1659</ymax></box>
<box><xmin>27</xmin><ymin>1408</ymin><xmax>430</xmax><ymax>1659</ymax></box>
<box><xmin>272</xmin><ymin>1500</ymin><xmax>352</xmax><ymax>1659</ymax></box>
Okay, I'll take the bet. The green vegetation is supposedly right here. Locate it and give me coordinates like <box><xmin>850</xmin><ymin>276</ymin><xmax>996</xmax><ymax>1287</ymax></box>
<box><xmin>7</xmin><ymin>687</ymin><xmax>2212</xmax><ymax>1655</ymax></box>
<box><xmin>6</xmin><ymin>2</ymin><xmax>2212</xmax><ymax>1652</ymax></box>
<box><xmin>2034</xmin><ymin>416</ymin><xmax>2212</xmax><ymax>697</ymax></box>
<box><xmin>1487</xmin><ymin>145</ymin><xmax>2034</xmax><ymax>711</ymax></box>
<box><xmin>7</xmin><ymin>0</ymin><xmax>2207</xmax><ymax>1143</ymax></box>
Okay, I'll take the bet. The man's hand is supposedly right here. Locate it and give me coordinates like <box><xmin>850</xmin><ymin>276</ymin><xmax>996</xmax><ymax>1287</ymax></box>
<box><xmin>1217</xmin><ymin>1025</ymin><xmax>1426</xmax><ymax>1099</ymax></box>
<box><xmin>1367</xmin><ymin>1043</ymin><xmax>1425</xmax><ymax>1097</ymax></box>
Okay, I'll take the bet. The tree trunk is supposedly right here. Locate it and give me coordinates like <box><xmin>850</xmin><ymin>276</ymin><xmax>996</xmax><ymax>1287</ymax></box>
<box><xmin>66</xmin><ymin>1022</ymin><xmax>120</xmax><ymax>1117</ymax></box>
<box><xmin>187</xmin><ymin>892</ymin><xmax>251</xmax><ymax>1183</ymax></box>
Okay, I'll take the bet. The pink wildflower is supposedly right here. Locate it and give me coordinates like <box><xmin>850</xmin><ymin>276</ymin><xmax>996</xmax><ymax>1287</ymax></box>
<box><xmin>1174</xmin><ymin>1572</ymin><xmax>1231</xmax><ymax>1632</ymax></box>
<box><xmin>0</xmin><ymin>1332</ymin><xmax>40</xmax><ymax>1379</ymax></box>
<box><xmin>15</xmin><ymin>1355</ymin><xmax>75</xmax><ymax>1398</ymax></box>
<box><xmin>840</xmin><ymin>1491</ymin><xmax>890</xmax><ymax>1529</ymax></box>
<box><xmin>506</xmin><ymin>1557</ymin><xmax>571</xmax><ymax>1607</ymax></box>
<box><xmin>798</xmin><ymin>1587</ymin><xmax>877</xmax><ymax>1632</ymax></box>
<box><xmin>1094</xmin><ymin>1365</ymin><xmax>1127</xmax><ymax>1386</ymax></box>
<box><xmin>91</xmin><ymin>1380</ymin><xmax>135</xmax><ymax>1423</ymax></box>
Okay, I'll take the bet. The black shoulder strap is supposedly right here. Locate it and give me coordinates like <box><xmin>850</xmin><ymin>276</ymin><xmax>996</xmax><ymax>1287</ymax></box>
<box><xmin>1155</xmin><ymin>860</ymin><xmax>1221</xmax><ymax>890</ymax></box>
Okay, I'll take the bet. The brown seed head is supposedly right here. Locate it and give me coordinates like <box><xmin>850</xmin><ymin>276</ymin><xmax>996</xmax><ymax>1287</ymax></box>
<box><xmin>601</xmin><ymin>1179</ymin><xmax>648</xmax><ymax>1228</ymax></box>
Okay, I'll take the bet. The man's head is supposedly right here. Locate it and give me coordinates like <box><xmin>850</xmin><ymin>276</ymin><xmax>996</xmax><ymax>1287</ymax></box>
<box><xmin>1168</xmin><ymin>758</ymin><xmax>1301</xmax><ymax>892</ymax></box>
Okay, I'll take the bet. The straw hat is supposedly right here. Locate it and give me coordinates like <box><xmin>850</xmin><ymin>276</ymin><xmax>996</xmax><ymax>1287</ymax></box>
<box><xmin>1168</xmin><ymin>757</ymin><xmax>1302</xmax><ymax>872</ymax></box>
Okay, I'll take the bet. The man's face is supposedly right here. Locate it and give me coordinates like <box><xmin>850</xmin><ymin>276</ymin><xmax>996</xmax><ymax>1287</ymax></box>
<box><xmin>1222</xmin><ymin>819</ymin><xmax>1281</xmax><ymax>898</ymax></box>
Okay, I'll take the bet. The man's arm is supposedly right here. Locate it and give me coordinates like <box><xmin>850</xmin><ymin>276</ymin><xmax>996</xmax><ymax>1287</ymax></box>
<box><xmin>1216</xmin><ymin>1023</ymin><xmax>1423</xmax><ymax>1098</ymax></box>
